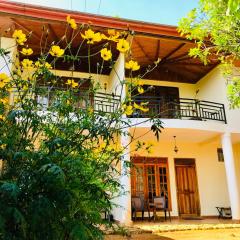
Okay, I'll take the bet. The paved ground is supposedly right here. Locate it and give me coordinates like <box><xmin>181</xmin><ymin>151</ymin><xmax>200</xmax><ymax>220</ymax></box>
<box><xmin>105</xmin><ymin>219</ymin><xmax>240</xmax><ymax>240</ymax></box>
<box><xmin>105</xmin><ymin>228</ymin><xmax>240</xmax><ymax>240</ymax></box>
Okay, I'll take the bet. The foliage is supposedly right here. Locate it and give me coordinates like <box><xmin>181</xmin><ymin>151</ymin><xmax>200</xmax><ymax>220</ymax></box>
<box><xmin>178</xmin><ymin>0</ymin><xmax>240</xmax><ymax>108</ymax></box>
<box><xmin>0</xmin><ymin>16</ymin><xmax>162</xmax><ymax>239</ymax></box>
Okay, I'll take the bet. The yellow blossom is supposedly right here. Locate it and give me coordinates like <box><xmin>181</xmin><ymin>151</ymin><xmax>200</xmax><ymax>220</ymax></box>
<box><xmin>21</xmin><ymin>48</ymin><xmax>33</xmax><ymax>56</ymax></box>
<box><xmin>12</xmin><ymin>30</ymin><xmax>27</xmax><ymax>45</ymax></box>
<box><xmin>134</xmin><ymin>102</ymin><xmax>149</xmax><ymax>112</ymax></box>
<box><xmin>100</xmin><ymin>48</ymin><xmax>112</xmax><ymax>61</ymax></box>
<box><xmin>101</xmin><ymin>29</ymin><xmax>120</xmax><ymax>42</ymax></box>
<box><xmin>0</xmin><ymin>144</ymin><xmax>6</xmax><ymax>149</ymax></box>
<box><xmin>66</xmin><ymin>79</ymin><xmax>78</xmax><ymax>88</ymax></box>
<box><xmin>44</xmin><ymin>62</ymin><xmax>52</xmax><ymax>69</ymax></box>
<box><xmin>49</xmin><ymin>45</ymin><xmax>64</xmax><ymax>57</ymax></box>
<box><xmin>0</xmin><ymin>98</ymin><xmax>8</xmax><ymax>105</ymax></box>
<box><xmin>66</xmin><ymin>15</ymin><xmax>77</xmax><ymax>30</ymax></box>
<box><xmin>122</xmin><ymin>104</ymin><xmax>133</xmax><ymax>116</ymax></box>
<box><xmin>35</xmin><ymin>61</ymin><xmax>42</xmax><ymax>68</ymax></box>
<box><xmin>21</xmin><ymin>59</ymin><xmax>33</xmax><ymax>70</ymax></box>
<box><xmin>117</xmin><ymin>39</ymin><xmax>130</xmax><ymax>53</ymax></box>
<box><xmin>125</xmin><ymin>60</ymin><xmax>140</xmax><ymax>71</ymax></box>
<box><xmin>138</xmin><ymin>86</ymin><xmax>144</xmax><ymax>94</ymax></box>
<box><xmin>81</xmin><ymin>29</ymin><xmax>102</xmax><ymax>44</ymax></box>
<box><xmin>35</xmin><ymin>61</ymin><xmax>51</xmax><ymax>69</ymax></box>
<box><xmin>0</xmin><ymin>115</ymin><xmax>5</xmax><ymax>121</ymax></box>
<box><xmin>0</xmin><ymin>73</ymin><xmax>10</xmax><ymax>88</ymax></box>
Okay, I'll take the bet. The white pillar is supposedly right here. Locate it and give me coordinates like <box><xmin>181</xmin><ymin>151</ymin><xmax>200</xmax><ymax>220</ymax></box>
<box><xmin>112</xmin><ymin>128</ymin><xmax>132</xmax><ymax>225</ymax></box>
<box><xmin>221</xmin><ymin>132</ymin><xmax>240</xmax><ymax>220</ymax></box>
<box><xmin>119</xmin><ymin>128</ymin><xmax>132</xmax><ymax>224</ymax></box>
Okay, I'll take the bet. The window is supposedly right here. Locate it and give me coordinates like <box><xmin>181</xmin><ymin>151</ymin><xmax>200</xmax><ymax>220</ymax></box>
<box><xmin>131</xmin><ymin>157</ymin><xmax>171</xmax><ymax>209</ymax></box>
<box><xmin>217</xmin><ymin>148</ymin><xmax>224</xmax><ymax>162</ymax></box>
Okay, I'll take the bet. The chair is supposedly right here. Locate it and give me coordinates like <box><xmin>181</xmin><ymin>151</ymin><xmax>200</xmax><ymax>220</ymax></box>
<box><xmin>131</xmin><ymin>196</ymin><xmax>145</xmax><ymax>221</ymax></box>
<box><xmin>151</xmin><ymin>196</ymin><xmax>171</xmax><ymax>221</ymax></box>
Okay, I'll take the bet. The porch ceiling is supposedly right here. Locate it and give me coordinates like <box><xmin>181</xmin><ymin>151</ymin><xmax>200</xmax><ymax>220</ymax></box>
<box><xmin>130</xmin><ymin>128</ymin><xmax>223</xmax><ymax>144</ymax></box>
<box><xmin>0</xmin><ymin>0</ymin><xmax>219</xmax><ymax>83</ymax></box>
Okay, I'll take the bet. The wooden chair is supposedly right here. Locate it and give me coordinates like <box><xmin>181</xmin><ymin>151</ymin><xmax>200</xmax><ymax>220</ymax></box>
<box><xmin>151</xmin><ymin>196</ymin><xmax>171</xmax><ymax>221</ymax></box>
<box><xmin>131</xmin><ymin>196</ymin><xmax>145</xmax><ymax>221</ymax></box>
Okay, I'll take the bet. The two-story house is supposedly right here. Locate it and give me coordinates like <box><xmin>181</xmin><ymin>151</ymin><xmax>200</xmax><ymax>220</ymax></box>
<box><xmin>0</xmin><ymin>0</ymin><xmax>240</xmax><ymax>225</ymax></box>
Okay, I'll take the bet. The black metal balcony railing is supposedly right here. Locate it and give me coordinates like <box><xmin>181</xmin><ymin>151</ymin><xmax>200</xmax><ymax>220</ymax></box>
<box><xmin>11</xmin><ymin>87</ymin><xmax>121</xmax><ymax>114</ymax></box>
<box><xmin>131</xmin><ymin>96</ymin><xmax>227</xmax><ymax>123</ymax></box>
<box><xmin>11</xmin><ymin>88</ymin><xmax>227</xmax><ymax>123</ymax></box>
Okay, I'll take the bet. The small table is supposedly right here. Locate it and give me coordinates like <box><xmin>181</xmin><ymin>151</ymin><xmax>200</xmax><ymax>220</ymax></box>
<box><xmin>216</xmin><ymin>207</ymin><xmax>232</xmax><ymax>219</ymax></box>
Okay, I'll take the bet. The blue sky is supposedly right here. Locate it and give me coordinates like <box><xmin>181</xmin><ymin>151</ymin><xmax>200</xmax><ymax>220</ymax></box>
<box><xmin>13</xmin><ymin>0</ymin><xmax>198</xmax><ymax>26</ymax></box>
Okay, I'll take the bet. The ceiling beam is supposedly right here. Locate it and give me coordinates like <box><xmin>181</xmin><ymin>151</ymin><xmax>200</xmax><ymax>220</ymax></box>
<box><xmin>11</xmin><ymin>18</ymin><xmax>41</xmax><ymax>41</ymax></box>
<box><xmin>155</xmin><ymin>39</ymin><xmax>161</xmax><ymax>60</ymax></box>
<box><xmin>161</xmin><ymin>43</ymin><xmax>185</xmax><ymax>63</ymax></box>
<box><xmin>47</xmin><ymin>23</ymin><xmax>58</xmax><ymax>43</ymax></box>
<box><xmin>134</xmin><ymin>38</ymin><xmax>154</xmax><ymax>62</ymax></box>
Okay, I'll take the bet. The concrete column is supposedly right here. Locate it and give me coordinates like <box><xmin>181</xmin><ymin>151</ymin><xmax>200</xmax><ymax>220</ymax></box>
<box><xmin>108</xmin><ymin>53</ymin><xmax>125</xmax><ymax>98</ymax></box>
<box><xmin>221</xmin><ymin>132</ymin><xmax>240</xmax><ymax>220</ymax></box>
<box><xmin>112</xmin><ymin>128</ymin><xmax>132</xmax><ymax>225</ymax></box>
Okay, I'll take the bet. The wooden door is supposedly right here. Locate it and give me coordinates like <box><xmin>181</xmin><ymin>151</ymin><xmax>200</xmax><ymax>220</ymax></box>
<box><xmin>131</xmin><ymin>157</ymin><xmax>171</xmax><ymax>209</ymax></box>
<box><xmin>175</xmin><ymin>159</ymin><xmax>200</xmax><ymax>216</ymax></box>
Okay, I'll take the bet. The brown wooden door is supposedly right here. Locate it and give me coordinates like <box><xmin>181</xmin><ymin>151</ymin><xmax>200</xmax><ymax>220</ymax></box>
<box><xmin>175</xmin><ymin>160</ymin><xmax>200</xmax><ymax>216</ymax></box>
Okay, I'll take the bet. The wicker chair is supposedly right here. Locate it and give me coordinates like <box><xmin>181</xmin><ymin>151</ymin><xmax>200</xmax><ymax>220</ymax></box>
<box><xmin>151</xmin><ymin>196</ymin><xmax>171</xmax><ymax>221</ymax></box>
<box><xmin>131</xmin><ymin>196</ymin><xmax>145</xmax><ymax>220</ymax></box>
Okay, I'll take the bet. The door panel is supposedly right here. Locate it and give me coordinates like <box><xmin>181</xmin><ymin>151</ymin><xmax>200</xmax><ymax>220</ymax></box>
<box><xmin>175</xmin><ymin>162</ymin><xmax>200</xmax><ymax>216</ymax></box>
<box><xmin>131</xmin><ymin>158</ymin><xmax>171</xmax><ymax>209</ymax></box>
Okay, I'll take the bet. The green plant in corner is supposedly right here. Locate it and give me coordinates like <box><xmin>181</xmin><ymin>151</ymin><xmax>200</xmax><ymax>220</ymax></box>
<box><xmin>0</xmin><ymin>16</ymin><xmax>163</xmax><ymax>240</ymax></box>
<box><xmin>178</xmin><ymin>0</ymin><xmax>240</xmax><ymax>108</ymax></box>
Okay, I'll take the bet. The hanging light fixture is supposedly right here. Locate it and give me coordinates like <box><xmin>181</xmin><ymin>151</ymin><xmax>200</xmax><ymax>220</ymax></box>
<box><xmin>173</xmin><ymin>136</ymin><xmax>178</xmax><ymax>153</ymax></box>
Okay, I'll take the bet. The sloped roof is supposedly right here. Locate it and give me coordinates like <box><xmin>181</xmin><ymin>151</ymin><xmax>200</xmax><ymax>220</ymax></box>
<box><xmin>0</xmin><ymin>0</ymin><xmax>218</xmax><ymax>83</ymax></box>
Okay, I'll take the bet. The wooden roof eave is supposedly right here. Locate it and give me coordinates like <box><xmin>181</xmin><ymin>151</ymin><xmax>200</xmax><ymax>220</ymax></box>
<box><xmin>0</xmin><ymin>0</ymin><xmax>193</xmax><ymax>43</ymax></box>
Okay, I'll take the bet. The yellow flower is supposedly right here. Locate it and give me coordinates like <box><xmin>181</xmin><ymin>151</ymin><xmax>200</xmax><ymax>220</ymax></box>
<box><xmin>35</xmin><ymin>61</ymin><xmax>42</xmax><ymax>68</ymax></box>
<box><xmin>66</xmin><ymin>15</ymin><xmax>77</xmax><ymax>30</ymax></box>
<box><xmin>0</xmin><ymin>144</ymin><xmax>6</xmax><ymax>149</ymax></box>
<box><xmin>108</xmin><ymin>29</ymin><xmax>116</xmax><ymax>36</ymax></box>
<box><xmin>0</xmin><ymin>98</ymin><xmax>8</xmax><ymax>105</ymax></box>
<box><xmin>20</xmin><ymin>48</ymin><xmax>33</xmax><ymax>56</ymax></box>
<box><xmin>44</xmin><ymin>62</ymin><xmax>52</xmax><ymax>69</ymax></box>
<box><xmin>21</xmin><ymin>59</ymin><xmax>33</xmax><ymax>70</ymax></box>
<box><xmin>103</xmin><ymin>29</ymin><xmax>120</xmax><ymax>42</ymax></box>
<box><xmin>122</xmin><ymin>104</ymin><xmax>133</xmax><ymax>116</ymax></box>
<box><xmin>100</xmin><ymin>48</ymin><xmax>112</xmax><ymax>61</ymax></box>
<box><xmin>12</xmin><ymin>30</ymin><xmax>27</xmax><ymax>45</ymax></box>
<box><xmin>81</xmin><ymin>29</ymin><xmax>102</xmax><ymax>44</ymax></box>
<box><xmin>138</xmin><ymin>86</ymin><xmax>144</xmax><ymax>94</ymax></box>
<box><xmin>117</xmin><ymin>39</ymin><xmax>130</xmax><ymax>53</ymax></box>
<box><xmin>0</xmin><ymin>73</ymin><xmax>10</xmax><ymax>88</ymax></box>
<box><xmin>0</xmin><ymin>115</ymin><xmax>5</xmax><ymax>121</ymax></box>
<box><xmin>125</xmin><ymin>60</ymin><xmax>140</xmax><ymax>71</ymax></box>
<box><xmin>66</xmin><ymin>79</ymin><xmax>78</xmax><ymax>88</ymax></box>
<box><xmin>49</xmin><ymin>45</ymin><xmax>64</xmax><ymax>57</ymax></box>
<box><xmin>94</xmin><ymin>32</ymin><xmax>102</xmax><ymax>42</ymax></box>
<box><xmin>134</xmin><ymin>102</ymin><xmax>149</xmax><ymax>112</ymax></box>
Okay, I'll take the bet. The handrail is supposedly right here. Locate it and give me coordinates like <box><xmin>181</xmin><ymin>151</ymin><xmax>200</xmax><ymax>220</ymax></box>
<box><xmin>131</xmin><ymin>96</ymin><xmax>227</xmax><ymax>123</ymax></box>
<box><xmin>11</xmin><ymin>87</ymin><xmax>121</xmax><ymax>114</ymax></box>
<box><xmin>10</xmin><ymin>88</ymin><xmax>227</xmax><ymax>123</ymax></box>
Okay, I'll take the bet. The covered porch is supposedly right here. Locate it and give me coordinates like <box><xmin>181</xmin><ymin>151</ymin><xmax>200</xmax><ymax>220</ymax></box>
<box><xmin>127</xmin><ymin>127</ymin><xmax>240</xmax><ymax>222</ymax></box>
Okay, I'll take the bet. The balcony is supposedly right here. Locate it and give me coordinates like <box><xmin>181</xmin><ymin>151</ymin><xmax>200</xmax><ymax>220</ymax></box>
<box><xmin>11</xmin><ymin>87</ymin><xmax>121</xmax><ymax>114</ymax></box>
<box><xmin>131</xmin><ymin>96</ymin><xmax>227</xmax><ymax>123</ymax></box>
<box><xmin>11</xmin><ymin>88</ymin><xmax>227</xmax><ymax>123</ymax></box>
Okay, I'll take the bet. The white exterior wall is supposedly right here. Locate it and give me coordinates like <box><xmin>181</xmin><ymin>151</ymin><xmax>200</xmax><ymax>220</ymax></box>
<box><xmin>141</xmin><ymin>79</ymin><xmax>197</xmax><ymax>99</ymax></box>
<box><xmin>0</xmin><ymin>37</ymin><xmax>16</xmax><ymax>75</ymax></box>
<box><xmin>196</xmin><ymin>66</ymin><xmax>240</xmax><ymax>133</ymax></box>
<box><xmin>130</xmin><ymin>132</ymin><xmax>230</xmax><ymax>217</ymax></box>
